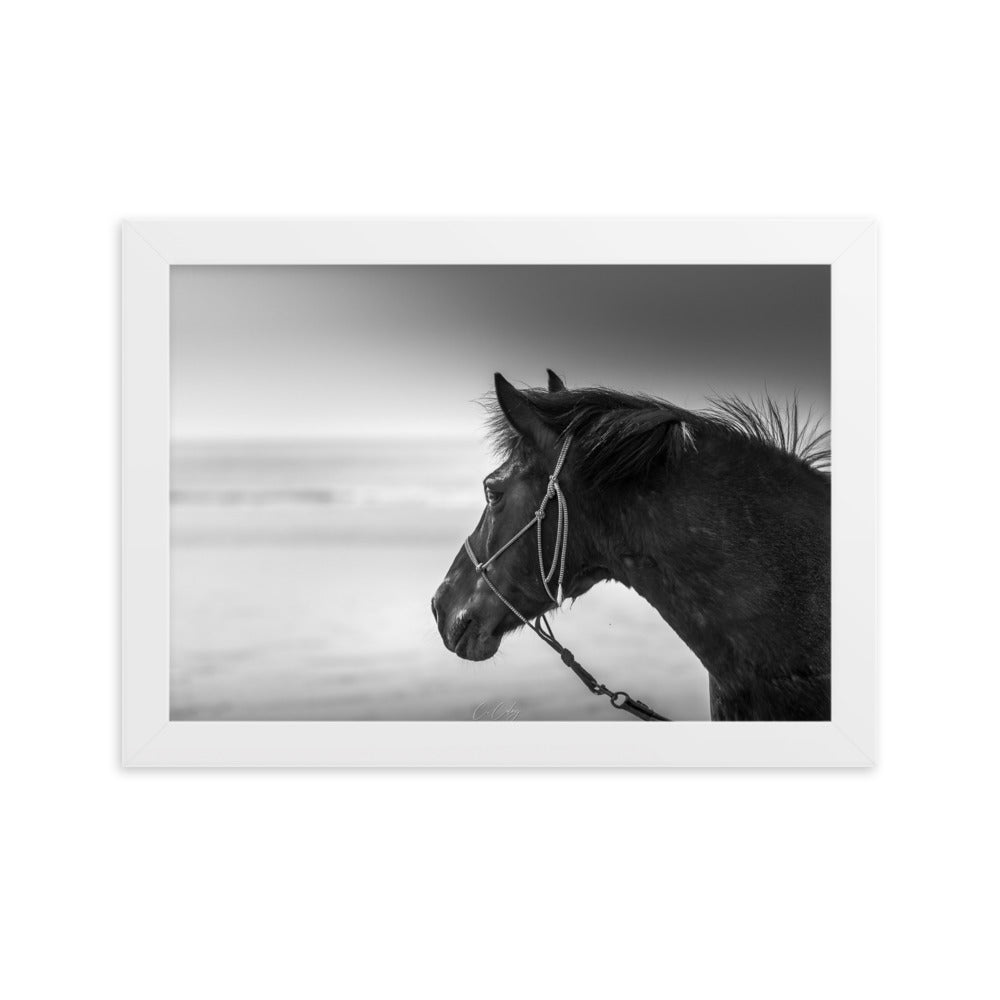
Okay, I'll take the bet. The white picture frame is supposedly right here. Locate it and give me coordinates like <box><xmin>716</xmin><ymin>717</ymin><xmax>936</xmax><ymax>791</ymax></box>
<box><xmin>122</xmin><ymin>218</ymin><xmax>877</xmax><ymax>767</ymax></box>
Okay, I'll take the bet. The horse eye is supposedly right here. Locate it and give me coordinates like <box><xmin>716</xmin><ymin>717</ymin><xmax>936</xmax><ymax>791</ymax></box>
<box><xmin>485</xmin><ymin>486</ymin><xmax>503</xmax><ymax>505</ymax></box>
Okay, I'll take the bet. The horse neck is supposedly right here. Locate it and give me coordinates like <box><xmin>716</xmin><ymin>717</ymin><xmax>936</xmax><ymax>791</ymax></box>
<box><xmin>578</xmin><ymin>438</ymin><xmax>831</xmax><ymax>686</ymax></box>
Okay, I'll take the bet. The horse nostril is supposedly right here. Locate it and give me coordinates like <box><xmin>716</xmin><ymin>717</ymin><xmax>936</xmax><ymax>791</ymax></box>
<box><xmin>431</xmin><ymin>595</ymin><xmax>439</xmax><ymax>623</ymax></box>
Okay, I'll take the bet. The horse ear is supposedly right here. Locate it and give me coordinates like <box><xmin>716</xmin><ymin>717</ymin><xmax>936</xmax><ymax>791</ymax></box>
<box><xmin>546</xmin><ymin>368</ymin><xmax>566</xmax><ymax>393</ymax></box>
<box><xmin>494</xmin><ymin>373</ymin><xmax>556</xmax><ymax>452</ymax></box>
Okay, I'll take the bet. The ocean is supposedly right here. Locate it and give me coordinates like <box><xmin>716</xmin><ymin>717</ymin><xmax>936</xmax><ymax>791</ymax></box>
<box><xmin>170</xmin><ymin>439</ymin><xmax>710</xmax><ymax>720</ymax></box>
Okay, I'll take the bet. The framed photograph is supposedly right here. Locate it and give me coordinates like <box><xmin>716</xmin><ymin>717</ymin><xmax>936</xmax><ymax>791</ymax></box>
<box><xmin>122</xmin><ymin>218</ymin><xmax>876</xmax><ymax>766</ymax></box>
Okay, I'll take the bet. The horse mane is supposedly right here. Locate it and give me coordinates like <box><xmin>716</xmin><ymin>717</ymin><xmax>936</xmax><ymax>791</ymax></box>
<box><xmin>704</xmin><ymin>394</ymin><xmax>830</xmax><ymax>475</ymax></box>
<box><xmin>485</xmin><ymin>385</ymin><xmax>830</xmax><ymax>486</ymax></box>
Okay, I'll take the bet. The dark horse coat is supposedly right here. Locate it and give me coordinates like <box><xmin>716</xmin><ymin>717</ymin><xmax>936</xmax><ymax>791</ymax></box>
<box><xmin>433</xmin><ymin>371</ymin><xmax>830</xmax><ymax>721</ymax></box>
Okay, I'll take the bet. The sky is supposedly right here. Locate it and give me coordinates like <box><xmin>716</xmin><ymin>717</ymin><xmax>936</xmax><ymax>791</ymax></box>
<box><xmin>171</xmin><ymin>265</ymin><xmax>830</xmax><ymax>440</ymax></box>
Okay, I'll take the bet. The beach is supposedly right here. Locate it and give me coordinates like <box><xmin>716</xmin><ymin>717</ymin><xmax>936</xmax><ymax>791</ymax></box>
<box><xmin>170</xmin><ymin>438</ymin><xmax>710</xmax><ymax>720</ymax></box>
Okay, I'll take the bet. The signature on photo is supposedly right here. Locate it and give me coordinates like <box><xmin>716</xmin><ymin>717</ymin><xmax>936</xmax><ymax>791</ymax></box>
<box><xmin>472</xmin><ymin>700</ymin><xmax>521</xmax><ymax>721</ymax></box>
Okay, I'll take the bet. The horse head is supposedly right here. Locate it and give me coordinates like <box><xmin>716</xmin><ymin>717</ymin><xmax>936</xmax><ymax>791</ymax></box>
<box><xmin>431</xmin><ymin>370</ymin><xmax>600</xmax><ymax>661</ymax></box>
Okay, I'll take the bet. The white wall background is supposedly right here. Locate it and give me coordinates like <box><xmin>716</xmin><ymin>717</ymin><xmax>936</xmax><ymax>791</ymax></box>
<box><xmin>2</xmin><ymin>3</ymin><xmax>997</xmax><ymax>998</ymax></box>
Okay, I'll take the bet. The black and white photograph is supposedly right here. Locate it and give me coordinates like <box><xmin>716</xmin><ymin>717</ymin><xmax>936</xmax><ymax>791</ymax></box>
<box><xmin>171</xmin><ymin>264</ymin><xmax>830</xmax><ymax>722</ymax></box>
<box><xmin>15</xmin><ymin>0</ymin><xmax>1000</xmax><ymax>995</ymax></box>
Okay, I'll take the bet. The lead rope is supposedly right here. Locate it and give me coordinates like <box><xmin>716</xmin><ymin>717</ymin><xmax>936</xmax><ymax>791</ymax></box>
<box><xmin>464</xmin><ymin>435</ymin><xmax>670</xmax><ymax>722</ymax></box>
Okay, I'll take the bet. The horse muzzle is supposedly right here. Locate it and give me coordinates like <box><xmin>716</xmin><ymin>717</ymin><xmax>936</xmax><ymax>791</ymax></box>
<box><xmin>441</xmin><ymin>607</ymin><xmax>502</xmax><ymax>661</ymax></box>
<box><xmin>433</xmin><ymin>583</ymin><xmax>506</xmax><ymax>661</ymax></box>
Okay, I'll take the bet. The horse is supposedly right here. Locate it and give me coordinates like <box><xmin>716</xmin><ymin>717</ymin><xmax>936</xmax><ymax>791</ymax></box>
<box><xmin>431</xmin><ymin>370</ymin><xmax>831</xmax><ymax>721</ymax></box>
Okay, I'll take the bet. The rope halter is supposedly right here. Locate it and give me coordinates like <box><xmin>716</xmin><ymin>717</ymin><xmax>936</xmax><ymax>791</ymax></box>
<box><xmin>461</xmin><ymin>432</ymin><xmax>669</xmax><ymax>722</ymax></box>
<box><xmin>464</xmin><ymin>433</ymin><xmax>572</xmax><ymax>617</ymax></box>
